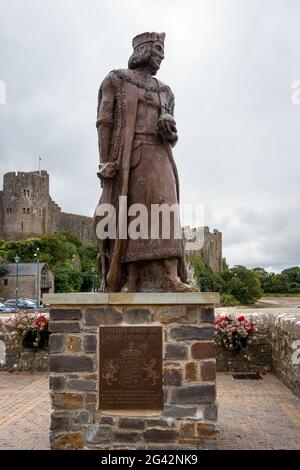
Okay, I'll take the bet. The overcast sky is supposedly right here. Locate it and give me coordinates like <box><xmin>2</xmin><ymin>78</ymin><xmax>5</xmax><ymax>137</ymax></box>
<box><xmin>0</xmin><ymin>0</ymin><xmax>299</xmax><ymax>271</ymax></box>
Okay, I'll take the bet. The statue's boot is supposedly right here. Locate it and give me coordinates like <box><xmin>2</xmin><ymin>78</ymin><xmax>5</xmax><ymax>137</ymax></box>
<box><xmin>163</xmin><ymin>257</ymin><xmax>192</xmax><ymax>292</ymax></box>
<box><xmin>163</xmin><ymin>277</ymin><xmax>193</xmax><ymax>292</ymax></box>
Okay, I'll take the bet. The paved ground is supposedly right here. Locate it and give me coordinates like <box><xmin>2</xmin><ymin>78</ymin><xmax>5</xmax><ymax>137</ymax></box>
<box><xmin>0</xmin><ymin>372</ymin><xmax>300</xmax><ymax>450</ymax></box>
<box><xmin>0</xmin><ymin>372</ymin><xmax>50</xmax><ymax>450</ymax></box>
<box><xmin>217</xmin><ymin>373</ymin><xmax>300</xmax><ymax>450</ymax></box>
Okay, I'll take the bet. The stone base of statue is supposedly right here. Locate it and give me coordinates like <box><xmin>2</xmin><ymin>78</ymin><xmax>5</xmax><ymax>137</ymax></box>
<box><xmin>45</xmin><ymin>292</ymin><xmax>219</xmax><ymax>450</ymax></box>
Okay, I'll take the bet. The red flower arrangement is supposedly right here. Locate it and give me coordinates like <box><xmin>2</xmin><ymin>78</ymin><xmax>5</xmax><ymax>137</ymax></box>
<box><xmin>213</xmin><ymin>315</ymin><xmax>255</xmax><ymax>351</ymax></box>
<box><xmin>0</xmin><ymin>313</ymin><xmax>50</xmax><ymax>351</ymax></box>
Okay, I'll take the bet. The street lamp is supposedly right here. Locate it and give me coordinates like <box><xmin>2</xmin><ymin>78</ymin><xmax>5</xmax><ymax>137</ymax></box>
<box><xmin>14</xmin><ymin>255</ymin><xmax>20</xmax><ymax>308</ymax></box>
<box><xmin>91</xmin><ymin>267</ymin><xmax>96</xmax><ymax>293</ymax></box>
<box><xmin>34</xmin><ymin>248</ymin><xmax>40</xmax><ymax>308</ymax></box>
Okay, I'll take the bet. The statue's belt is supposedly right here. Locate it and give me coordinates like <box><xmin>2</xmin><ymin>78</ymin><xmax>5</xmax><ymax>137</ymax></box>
<box><xmin>133</xmin><ymin>133</ymin><xmax>161</xmax><ymax>144</ymax></box>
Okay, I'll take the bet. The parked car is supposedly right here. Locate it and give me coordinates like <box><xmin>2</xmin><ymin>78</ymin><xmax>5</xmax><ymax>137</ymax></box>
<box><xmin>20</xmin><ymin>298</ymin><xmax>45</xmax><ymax>309</ymax></box>
<box><xmin>0</xmin><ymin>302</ymin><xmax>14</xmax><ymax>313</ymax></box>
<box><xmin>5</xmin><ymin>299</ymin><xmax>36</xmax><ymax>310</ymax></box>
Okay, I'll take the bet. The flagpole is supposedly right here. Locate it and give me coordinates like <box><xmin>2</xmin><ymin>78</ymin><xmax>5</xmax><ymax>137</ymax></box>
<box><xmin>39</xmin><ymin>156</ymin><xmax>41</xmax><ymax>175</ymax></box>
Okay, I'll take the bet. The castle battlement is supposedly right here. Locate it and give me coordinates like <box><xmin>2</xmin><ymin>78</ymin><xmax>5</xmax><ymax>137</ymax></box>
<box><xmin>0</xmin><ymin>170</ymin><xmax>95</xmax><ymax>244</ymax></box>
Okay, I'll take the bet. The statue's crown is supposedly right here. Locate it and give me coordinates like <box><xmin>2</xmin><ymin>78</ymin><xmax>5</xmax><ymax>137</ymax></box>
<box><xmin>132</xmin><ymin>32</ymin><xmax>165</xmax><ymax>49</ymax></box>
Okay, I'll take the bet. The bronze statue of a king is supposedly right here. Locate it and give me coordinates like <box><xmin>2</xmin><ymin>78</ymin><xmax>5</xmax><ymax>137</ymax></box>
<box><xmin>93</xmin><ymin>32</ymin><xmax>191</xmax><ymax>293</ymax></box>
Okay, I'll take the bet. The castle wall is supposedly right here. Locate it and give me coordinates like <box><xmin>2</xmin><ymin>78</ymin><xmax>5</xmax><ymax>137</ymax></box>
<box><xmin>57</xmin><ymin>212</ymin><xmax>95</xmax><ymax>245</ymax></box>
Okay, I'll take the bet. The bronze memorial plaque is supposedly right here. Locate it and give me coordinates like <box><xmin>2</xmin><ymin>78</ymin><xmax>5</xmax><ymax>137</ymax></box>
<box><xmin>99</xmin><ymin>326</ymin><xmax>163</xmax><ymax>411</ymax></box>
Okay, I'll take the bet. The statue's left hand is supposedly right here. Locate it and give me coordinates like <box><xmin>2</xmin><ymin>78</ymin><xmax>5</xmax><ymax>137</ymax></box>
<box><xmin>158</xmin><ymin>113</ymin><xmax>178</xmax><ymax>145</ymax></box>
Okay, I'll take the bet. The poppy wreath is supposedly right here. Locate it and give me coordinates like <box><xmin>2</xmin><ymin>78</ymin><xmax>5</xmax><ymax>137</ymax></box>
<box><xmin>213</xmin><ymin>315</ymin><xmax>255</xmax><ymax>351</ymax></box>
<box><xmin>0</xmin><ymin>313</ymin><xmax>50</xmax><ymax>351</ymax></box>
<box><xmin>22</xmin><ymin>315</ymin><xmax>50</xmax><ymax>349</ymax></box>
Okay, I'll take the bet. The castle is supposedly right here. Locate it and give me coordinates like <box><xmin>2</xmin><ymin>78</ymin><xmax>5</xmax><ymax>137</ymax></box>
<box><xmin>0</xmin><ymin>171</ymin><xmax>95</xmax><ymax>244</ymax></box>
<box><xmin>0</xmin><ymin>171</ymin><xmax>223</xmax><ymax>272</ymax></box>
<box><xmin>184</xmin><ymin>226</ymin><xmax>223</xmax><ymax>273</ymax></box>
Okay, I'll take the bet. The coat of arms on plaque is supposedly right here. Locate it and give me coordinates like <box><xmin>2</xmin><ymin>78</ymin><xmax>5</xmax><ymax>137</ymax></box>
<box><xmin>102</xmin><ymin>341</ymin><xmax>159</xmax><ymax>388</ymax></box>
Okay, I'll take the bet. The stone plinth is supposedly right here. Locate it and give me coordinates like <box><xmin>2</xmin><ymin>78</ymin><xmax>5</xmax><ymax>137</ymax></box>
<box><xmin>44</xmin><ymin>292</ymin><xmax>219</xmax><ymax>450</ymax></box>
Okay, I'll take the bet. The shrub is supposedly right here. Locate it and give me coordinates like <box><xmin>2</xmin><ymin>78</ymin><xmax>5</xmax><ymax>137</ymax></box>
<box><xmin>220</xmin><ymin>293</ymin><xmax>240</xmax><ymax>307</ymax></box>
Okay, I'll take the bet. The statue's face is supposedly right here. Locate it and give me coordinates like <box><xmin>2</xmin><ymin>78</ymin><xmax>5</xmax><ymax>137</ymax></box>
<box><xmin>149</xmin><ymin>40</ymin><xmax>164</xmax><ymax>73</ymax></box>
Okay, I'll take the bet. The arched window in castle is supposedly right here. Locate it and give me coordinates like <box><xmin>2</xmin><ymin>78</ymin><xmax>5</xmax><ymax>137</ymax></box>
<box><xmin>23</xmin><ymin>208</ymin><xmax>26</xmax><ymax>214</ymax></box>
<box><xmin>23</xmin><ymin>189</ymin><xmax>30</xmax><ymax>198</ymax></box>
<box><xmin>27</xmin><ymin>208</ymin><xmax>30</xmax><ymax>214</ymax></box>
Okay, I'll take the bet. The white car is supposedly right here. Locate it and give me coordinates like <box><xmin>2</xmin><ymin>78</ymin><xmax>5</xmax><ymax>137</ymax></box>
<box><xmin>0</xmin><ymin>302</ymin><xmax>14</xmax><ymax>313</ymax></box>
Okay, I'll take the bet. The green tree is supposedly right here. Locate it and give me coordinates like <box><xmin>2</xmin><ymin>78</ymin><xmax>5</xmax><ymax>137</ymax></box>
<box><xmin>280</xmin><ymin>267</ymin><xmax>300</xmax><ymax>292</ymax></box>
<box><xmin>226</xmin><ymin>276</ymin><xmax>249</xmax><ymax>304</ymax></box>
<box><xmin>269</xmin><ymin>273</ymin><xmax>290</xmax><ymax>293</ymax></box>
<box><xmin>0</xmin><ymin>265</ymin><xmax>7</xmax><ymax>277</ymax></box>
<box><xmin>188</xmin><ymin>255</ymin><xmax>224</xmax><ymax>292</ymax></box>
<box><xmin>0</xmin><ymin>232</ymin><xmax>101</xmax><ymax>293</ymax></box>
<box><xmin>281</xmin><ymin>266</ymin><xmax>300</xmax><ymax>283</ymax></box>
<box><xmin>252</xmin><ymin>267</ymin><xmax>274</xmax><ymax>292</ymax></box>
<box><xmin>52</xmin><ymin>263</ymin><xmax>82</xmax><ymax>293</ymax></box>
<box><xmin>227</xmin><ymin>265</ymin><xmax>263</xmax><ymax>304</ymax></box>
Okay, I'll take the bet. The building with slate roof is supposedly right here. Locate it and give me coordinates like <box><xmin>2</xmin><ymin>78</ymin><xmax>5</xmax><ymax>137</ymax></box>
<box><xmin>0</xmin><ymin>262</ymin><xmax>54</xmax><ymax>301</ymax></box>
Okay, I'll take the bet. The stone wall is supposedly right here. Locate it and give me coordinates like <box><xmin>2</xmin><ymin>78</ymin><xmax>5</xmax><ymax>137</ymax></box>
<box><xmin>271</xmin><ymin>313</ymin><xmax>300</xmax><ymax>398</ymax></box>
<box><xmin>1</xmin><ymin>348</ymin><xmax>49</xmax><ymax>372</ymax></box>
<box><xmin>216</xmin><ymin>311</ymin><xmax>300</xmax><ymax>398</ymax></box>
<box><xmin>46</xmin><ymin>292</ymin><xmax>219</xmax><ymax>450</ymax></box>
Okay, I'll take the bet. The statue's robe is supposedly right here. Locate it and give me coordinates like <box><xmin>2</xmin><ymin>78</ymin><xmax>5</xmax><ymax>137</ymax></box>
<box><xmin>93</xmin><ymin>69</ymin><xmax>187</xmax><ymax>291</ymax></box>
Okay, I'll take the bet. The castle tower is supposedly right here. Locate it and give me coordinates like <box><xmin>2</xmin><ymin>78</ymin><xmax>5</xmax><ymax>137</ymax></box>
<box><xmin>0</xmin><ymin>171</ymin><xmax>55</xmax><ymax>240</ymax></box>
<box><xmin>202</xmin><ymin>226</ymin><xmax>223</xmax><ymax>273</ymax></box>
<box><xmin>184</xmin><ymin>225</ymin><xmax>223</xmax><ymax>273</ymax></box>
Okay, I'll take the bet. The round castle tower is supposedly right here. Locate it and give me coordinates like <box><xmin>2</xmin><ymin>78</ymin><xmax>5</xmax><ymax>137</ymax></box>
<box><xmin>0</xmin><ymin>171</ymin><xmax>54</xmax><ymax>240</ymax></box>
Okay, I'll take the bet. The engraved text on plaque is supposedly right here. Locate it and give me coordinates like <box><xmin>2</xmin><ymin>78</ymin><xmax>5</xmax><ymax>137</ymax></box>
<box><xmin>99</xmin><ymin>326</ymin><xmax>163</xmax><ymax>411</ymax></box>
